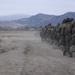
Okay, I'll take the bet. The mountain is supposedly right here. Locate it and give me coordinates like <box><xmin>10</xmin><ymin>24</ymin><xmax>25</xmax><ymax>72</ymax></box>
<box><xmin>0</xmin><ymin>12</ymin><xmax>75</xmax><ymax>28</ymax></box>
<box><xmin>50</xmin><ymin>12</ymin><xmax>75</xmax><ymax>25</ymax></box>
<box><xmin>15</xmin><ymin>12</ymin><xmax>75</xmax><ymax>26</ymax></box>
<box><xmin>0</xmin><ymin>14</ymin><xmax>31</xmax><ymax>21</ymax></box>
<box><xmin>15</xmin><ymin>13</ymin><xmax>55</xmax><ymax>26</ymax></box>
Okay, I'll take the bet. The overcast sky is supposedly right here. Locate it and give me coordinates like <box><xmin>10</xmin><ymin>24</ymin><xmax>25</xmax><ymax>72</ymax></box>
<box><xmin>0</xmin><ymin>0</ymin><xmax>75</xmax><ymax>16</ymax></box>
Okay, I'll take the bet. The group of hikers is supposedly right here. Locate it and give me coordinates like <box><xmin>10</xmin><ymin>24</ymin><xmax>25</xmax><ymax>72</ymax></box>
<box><xmin>40</xmin><ymin>18</ymin><xmax>75</xmax><ymax>57</ymax></box>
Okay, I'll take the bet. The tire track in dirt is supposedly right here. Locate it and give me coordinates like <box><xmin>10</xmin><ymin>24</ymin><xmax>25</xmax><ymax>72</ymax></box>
<box><xmin>0</xmin><ymin>31</ymin><xmax>75</xmax><ymax>75</ymax></box>
<box><xmin>21</xmin><ymin>40</ymin><xmax>75</xmax><ymax>75</ymax></box>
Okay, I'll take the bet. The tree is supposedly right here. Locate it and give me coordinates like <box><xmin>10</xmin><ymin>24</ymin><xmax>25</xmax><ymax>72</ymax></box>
<box><xmin>62</xmin><ymin>18</ymin><xmax>74</xmax><ymax>24</ymax></box>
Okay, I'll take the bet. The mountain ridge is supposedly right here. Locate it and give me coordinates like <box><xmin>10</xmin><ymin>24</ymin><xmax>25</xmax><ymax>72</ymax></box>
<box><xmin>0</xmin><ymin>14</ymin><xmax>31</xmax><ymax>21</ymax></box>
<box><xmin>0</xmin><ymin>12</ymin><xmax>75</xmax><ymax>27</ymax></box>
<box><xmin>15</xmin><ymin>12</ymin><xmax>75</xmax><ymax>26</ymax></box>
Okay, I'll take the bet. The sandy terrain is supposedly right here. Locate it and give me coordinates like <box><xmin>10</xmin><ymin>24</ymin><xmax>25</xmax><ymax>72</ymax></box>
<box><xmin>0</xmin><ymin>31</ymin><xmax>75</xmax><ymax>75</ymax></box>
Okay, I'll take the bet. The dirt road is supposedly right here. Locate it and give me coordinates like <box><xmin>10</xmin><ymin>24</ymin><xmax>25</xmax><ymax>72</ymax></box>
<box><xmin>0</xmin><ymin>31</ymin><xmax>75</xmax><ymax>75</ymax></box>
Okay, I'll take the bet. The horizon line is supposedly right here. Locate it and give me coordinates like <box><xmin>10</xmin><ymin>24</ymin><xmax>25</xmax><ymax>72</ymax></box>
<box><xmin>0</xmin><ymin>11</ymin><xmax>75</xmax><ymax>16</ymax></box>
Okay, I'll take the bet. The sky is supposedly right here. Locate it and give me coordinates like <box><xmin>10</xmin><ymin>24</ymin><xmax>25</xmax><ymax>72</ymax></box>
<box><xmin>0</xmin><ymin>0</ymin><xmax>75</xmax><ymax>16</ymax></box>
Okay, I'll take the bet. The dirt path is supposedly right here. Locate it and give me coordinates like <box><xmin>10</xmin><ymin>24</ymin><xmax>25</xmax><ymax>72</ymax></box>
<box><xmin>0</xmin><ymin>31</ymin><xmax>75</xmax><ymax>75</ymax></box>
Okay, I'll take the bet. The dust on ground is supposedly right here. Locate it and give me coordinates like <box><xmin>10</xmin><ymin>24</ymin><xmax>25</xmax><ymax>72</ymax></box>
<box><xmin>0</xmin><ymin>31</ymin><xmax>75</xmax><ymax>75</ymax></box>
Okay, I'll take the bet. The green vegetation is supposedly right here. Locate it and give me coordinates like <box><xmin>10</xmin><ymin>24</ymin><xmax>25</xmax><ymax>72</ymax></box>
<box><xmin>40</xmin><ymin>18</ymin><xmax>75</xmax><ymax>57</ymax></box>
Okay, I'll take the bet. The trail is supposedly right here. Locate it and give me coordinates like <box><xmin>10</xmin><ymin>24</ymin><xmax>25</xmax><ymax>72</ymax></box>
<box><xmin>0</xmin><ymin>31</ymin><xmax>75</xmax><ymax>75</ymax></box>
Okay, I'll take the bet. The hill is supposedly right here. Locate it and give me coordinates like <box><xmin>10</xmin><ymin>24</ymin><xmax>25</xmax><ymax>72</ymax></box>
<box><xmin>0</xmin><ymin>14</ymin><xmax>31</xmax><ymax>21</ymax></box>
<box><xmin>15</xmin><ymin>12</ymin><xmax>75</xmax><ymax>26</ymax></box>
<box><xmin>0</xmin><ymin>12</ymin><xmax>75</xmax><ymax>28</ymax></box>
